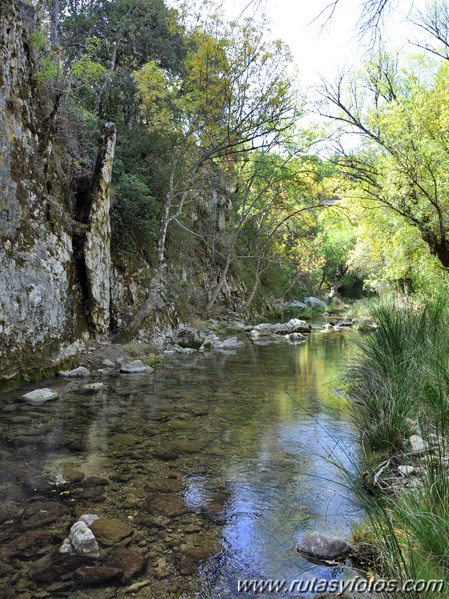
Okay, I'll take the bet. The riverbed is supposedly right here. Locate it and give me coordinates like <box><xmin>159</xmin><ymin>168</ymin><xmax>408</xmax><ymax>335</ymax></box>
<box><xmin>0</xmin><ymin>331</ymin><xmax>362</xmax><ymax>597</ymax></box>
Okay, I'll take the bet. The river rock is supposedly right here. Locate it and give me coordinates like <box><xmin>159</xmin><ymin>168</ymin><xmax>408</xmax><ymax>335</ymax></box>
<box><xmin>174</xmin><ymin>327</ymin><xmax>203</xmax><ymax>349</ymax></box>
<box><xmin>78</xmin><ymin>514</ymin><xmax>100</xmax><ymax>526</ymax></box>
<box><xmin>75</xmin><ymin>565</ymin><xmax>122</xmax><ymax>586</ymax></box>
<box><xmin>89</xmin><ymin>518</ymin><xmax>133</xmax><ymax>546</ymax></box>
<box><xmin>109</xmin><ymin>547</ymin><xmax>145</xmax><ymax>581</ymax></box>
<box><xmin>69</xmin><ymin>521</ymin><xmax>100</xmax><ymax>557</ymax></box>
<box><xmin>21</xmin><ymin>501</ymin><xmax>66</xmax><ymax>529</ymax></box>
<box><xmin>22</xmin><ymin>388</ymin><xmax>58</xmax><ymax>404</ymax></box>
<box><xmin>250</xmin><ymin>318</ymin><xmax>311</xmax><ymax>337</ymax></box>
<box><xmin>297</xmin><ymin>532</ymin><xmax>350</xmax><ymax>561</ymax></box>
<box><xmin>81</xmin><ymin>382</ymin><xmax>105</xmax><ymax>392</ymax></box>
<box><xmin>410</xmin><ymin>435</ymin><xmax>428</xmax><ymax>454</ymax></box>
<box><xmin>216</xmin><ymin>336</ymin><xmax>244</xmax><ymax>351</ymax></box>
<box><xmin>102</xmin><ymin>359</ymin><xmax>115</xmax><ymax>367</ymax></box>
<box><xmin>303</xmin><ymin>296</ymin><xmax>327</xmax><ymax>309</ymax></box>
<box><xmin>0</xmin><ymin>501</ymin><xmax>23</xmax><ymax>523</ymax></box>
<box><xmin>120</xmin><ymin>360</ymin><xmax>153</xmax><ymax>374</ymax></box>
<box><xmin>398</xmin><ymin>465</ymin><xmax>416</xmax><ymax>476</ymax></box>
<box><xmin>59</xmin><ymin>366</ymin><xmax>91</xmax><ymax>378</ymax></box>
<box><xmin>4</xmin><ymin>530</ymin><xmax>61</xmax><ymax>559</ymax></box>
<box><xmin>142</xmin><ymin>493</ymin><xmax>188</xmax><ymax>517</ymax></box>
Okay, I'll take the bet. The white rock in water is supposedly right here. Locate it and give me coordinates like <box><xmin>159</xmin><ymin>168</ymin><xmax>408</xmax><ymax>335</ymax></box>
<box><xmin>102</xmin><ymin>359</ymin><xmax>115</xmax><ymax>367</ymax></box>
<box><xmin>79</xmin><ymin>513</ymin><xmax>100</xmax><ymax>526</ymax></box>
<box><xmin>297</xmin><ymin>532</ymin><xmax>350</xmax><ymax>561</ymax></box>
<box><xmin>398</xmin><ymin>465</ymin><xmax>416</xmax><ymax>476</ymax></box>
<box><xmin>59</xmin><ymin>537</ymin><xmax>73</xmax><ymax>554</ymax></box>
<box><xmin>69</xmin><ymin>521</ymin><xmax>100</xmax><ymax>557</ymax></box>
<box><xmin>410</xmin><ymin>435</ymin><xmax>427</xmax><ymax>453</ymax></box>
<box><xmin>59</xmin><ymin>366</ymin><xmax>91</xmax><ymax>378</ymax></box>
<box><xmin>22</xmin><ymin>388</ymin><xmax>59</xmax><ymax>404</ymax></box>
<box><xmin>120</xmin><ymin>360</ymin><xmax>153</xmax><ymax>374</ymax></box>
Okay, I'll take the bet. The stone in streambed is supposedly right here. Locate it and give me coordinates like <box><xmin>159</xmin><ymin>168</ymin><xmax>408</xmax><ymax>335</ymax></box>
<box><xmin>81</xmin><ymin>382</ymin><xmax>105</xmax><ymax>392</ymax></box>
<box><xmin>59</xmin><ymin>366</ymin><xmax>90</xmax><ymax>378</ymax></box>
<box><xmin>75</xmin><ymin>565</ymin><xmax>122</xmax><ymax>586</ymax></box>
<box><xmin>68</xmin><ymin>521</ymin><xmax>100</xmax><ymax>557</ymax></box>
<box><xmin>89</xmin><ymin>518</ymin><xmax>133</xmax><ymax>546</ymax></box>
<box><xmin>22</xmin><ymin>388</ymin><xmax>58</xmax><ymax>405</ymax></box>
<box><xmin>0</xmin><ymin>502</ymin><xmax>23</xmax><ymax>523</ymax></box>
<box><xmin>297</xmin><ymin>532</ymin><xmax>350</xmax><ymax>562</ymax></box>
<box><xmin>120</xmin><ymin>360</ymin><xmax>153</xmax><ymax>374</ymax></box>
<box><xmin>142</xmin><ymin>493</ymin><xmax>188</xmax><ymax>517</ymax></box>
<box><xmin>78</xmin><ymin>513</ymin><xmax>100</xmax><ymax>526</ymax></box>
<box><xmin>109</xmin><ymin>547</ymin><xmax>145</xmax><ymax>581</ymax></box>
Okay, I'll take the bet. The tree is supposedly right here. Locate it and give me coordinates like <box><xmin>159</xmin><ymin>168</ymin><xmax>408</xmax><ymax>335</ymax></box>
<box><xmin>319</xmin><ymin>50</ymin><xmax>449</xmax><ymax>273</ymax></box>
<box><xmin>129</xmin><ymin>6</ymin><xmax>302</xmax><ymax>324</ymax></box>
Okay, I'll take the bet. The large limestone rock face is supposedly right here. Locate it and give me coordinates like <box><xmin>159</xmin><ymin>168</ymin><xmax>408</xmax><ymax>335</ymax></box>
<box><xmin>0</xmin><ymin>1</ymin><xmax>87</xmax><ymax>381</ymax></box>
<box><xmin>84</xmin><ymin>122</ymin><xmax>116</xmax><ymax>338</ymax></box>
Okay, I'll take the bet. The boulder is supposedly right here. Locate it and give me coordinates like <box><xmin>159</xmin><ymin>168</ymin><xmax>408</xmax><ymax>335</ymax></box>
<box><xmin>22</xmin><ymin>388</ymin><xmax>58</xmax><ymax>404</ymax></box>
<box><xmin>250</xmin><ymin>319</ymin><xmax>311</xmax><ymax>337</ymax></box>
<box><xmin>58</xmin><ymin>366</ymin><xmax>90</xmax><ymax>378</ymax></box>
<box><xmin>119</xmin><ymin>360</ymin><xmax>153</xmax><ymax>374</ymax></box>
<box><xmin>297</xmin><ymin>532</ymin><xmax>350</xmax><ymax>562</ymax></box>
<box><xmin>303</xmin><ymin>297</ymin><xmax>327</xmax><ymax>310</ymax></box>
<box><xmin>174</xmin><ymin>327</ymin><xmax>203</xmax><ymax>350</ymax></box>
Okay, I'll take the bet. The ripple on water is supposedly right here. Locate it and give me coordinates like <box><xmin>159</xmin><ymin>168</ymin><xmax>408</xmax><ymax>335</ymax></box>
<box><xmin>0</xmin><ymin>332</ymin><xmax>362</xmax><ymax>597</ymax></box>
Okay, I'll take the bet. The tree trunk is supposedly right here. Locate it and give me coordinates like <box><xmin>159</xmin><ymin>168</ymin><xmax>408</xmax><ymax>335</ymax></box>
<box><xmin>50</xmin><ymin>0</ymin><xmax>59</xmax><ymax>49</ymax></box>
<box><xmin>205</xmin><ymin>251</ymin><xmax>233</xmax><ymax>314</ymax></box>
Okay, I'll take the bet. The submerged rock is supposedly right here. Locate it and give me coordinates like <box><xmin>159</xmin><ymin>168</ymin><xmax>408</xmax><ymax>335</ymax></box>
<box><xmin>59</xmin><ymin>366</ymin><xmax>91</xmax><ymax>378</ymax></box>
<box><xmin>110</xmin><ymin>547</ymin><xmax>145</xmax><ymax>581</ymax></box>
<box><xmin>120</xmin><ymin>360</ymin><xmax>153</xmax><ymax>374</ymax></box>
<box><xmin>297</xmin><ymin>532</ymin><xmax>350</xmax><ymax>562</ymax></box>
<box><xmin>142</xmin><ymin>493</ymin><xmax>188</xmax><ymax>517</ymax></box>
<box><xmin>68</xmin><ymin>521</ymin><xmax>100</xmax><ymax>557</ymax></box>
<box><xmin>22</xmin><ymin>388</ymin><xmax>58</xmax><ymax>404</ymax></box>
<box><xmin>90</xmin><ymin>518</ymin><xmax>133</xmax><ymax>546</ymax></box>
<box><xmin>75</xmin><ymin>565</ymin><xmax>122</xmax><ymax>586</ymax></box>
<box><xmin>81</xmin><ymin>382</ymin><xmax>105</xmax><ymax>392</ymax></box>
<box><xmin>78</xmin><ymin>514</ymin><xmax>100</xmax><ymax>527</ymax></box>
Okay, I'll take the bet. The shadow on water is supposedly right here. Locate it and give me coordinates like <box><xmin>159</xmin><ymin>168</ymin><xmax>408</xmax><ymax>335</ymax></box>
<box><xmin>0</xmin><ymin>331</ymin><xmax>362</xmax><ymax>598</ymax></box>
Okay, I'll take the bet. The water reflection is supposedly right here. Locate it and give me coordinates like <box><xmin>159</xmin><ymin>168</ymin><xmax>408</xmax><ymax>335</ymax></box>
<box><xmin>0</xmin><ymin>332</ymin><xmax>361</xmax><ymax>597</ymax></box>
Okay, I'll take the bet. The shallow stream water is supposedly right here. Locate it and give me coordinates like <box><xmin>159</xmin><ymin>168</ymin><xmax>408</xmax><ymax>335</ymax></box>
<box><xmin>0</xmin><ymin>331</ymin><xmax>361</xmax><ymax>598</ymax></box>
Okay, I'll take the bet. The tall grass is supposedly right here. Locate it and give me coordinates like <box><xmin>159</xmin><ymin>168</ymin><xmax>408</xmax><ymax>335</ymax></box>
<box><xmin>346</xmin><ymin>292</ymin><xmax>449</xmax><ymax>596</ymax></box>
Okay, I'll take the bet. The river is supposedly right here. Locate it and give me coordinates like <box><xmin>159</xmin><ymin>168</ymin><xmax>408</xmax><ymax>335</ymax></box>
<box><xmin>0</xmin><ymin>330</ymin><xmax>362</xmax><ymax>598</ymax></box>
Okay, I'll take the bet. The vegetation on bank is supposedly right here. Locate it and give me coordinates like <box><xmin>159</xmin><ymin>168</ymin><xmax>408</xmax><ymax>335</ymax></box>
<box><xmin>25</xmin><ymin>0</ymin><xmax>449</xmax><ymax>321</ymax></box>
<box><xmin>346</xmin><ymin>293</ymin><xmax>449</xmax><ymax>596</ymax></box>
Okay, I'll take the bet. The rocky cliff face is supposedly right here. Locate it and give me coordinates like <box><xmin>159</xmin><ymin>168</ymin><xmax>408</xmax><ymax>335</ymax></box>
<box><xmin>0</xmin><ymin>1</ymin><xmax>89</xmax><ymax>383</ymax></box>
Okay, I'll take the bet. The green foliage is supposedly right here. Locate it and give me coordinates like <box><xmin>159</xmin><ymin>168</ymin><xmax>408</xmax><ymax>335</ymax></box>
<box><xmin>111</xmin><ymin>174</ymin><xmax>160</xmax><ymax>255</ymax></box>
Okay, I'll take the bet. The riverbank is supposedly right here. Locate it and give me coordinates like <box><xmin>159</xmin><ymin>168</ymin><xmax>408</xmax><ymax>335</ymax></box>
<box><xmin>345</xmin><ymin>295</ymin><xmax>449</xmax><ymax>596</ymax></box>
